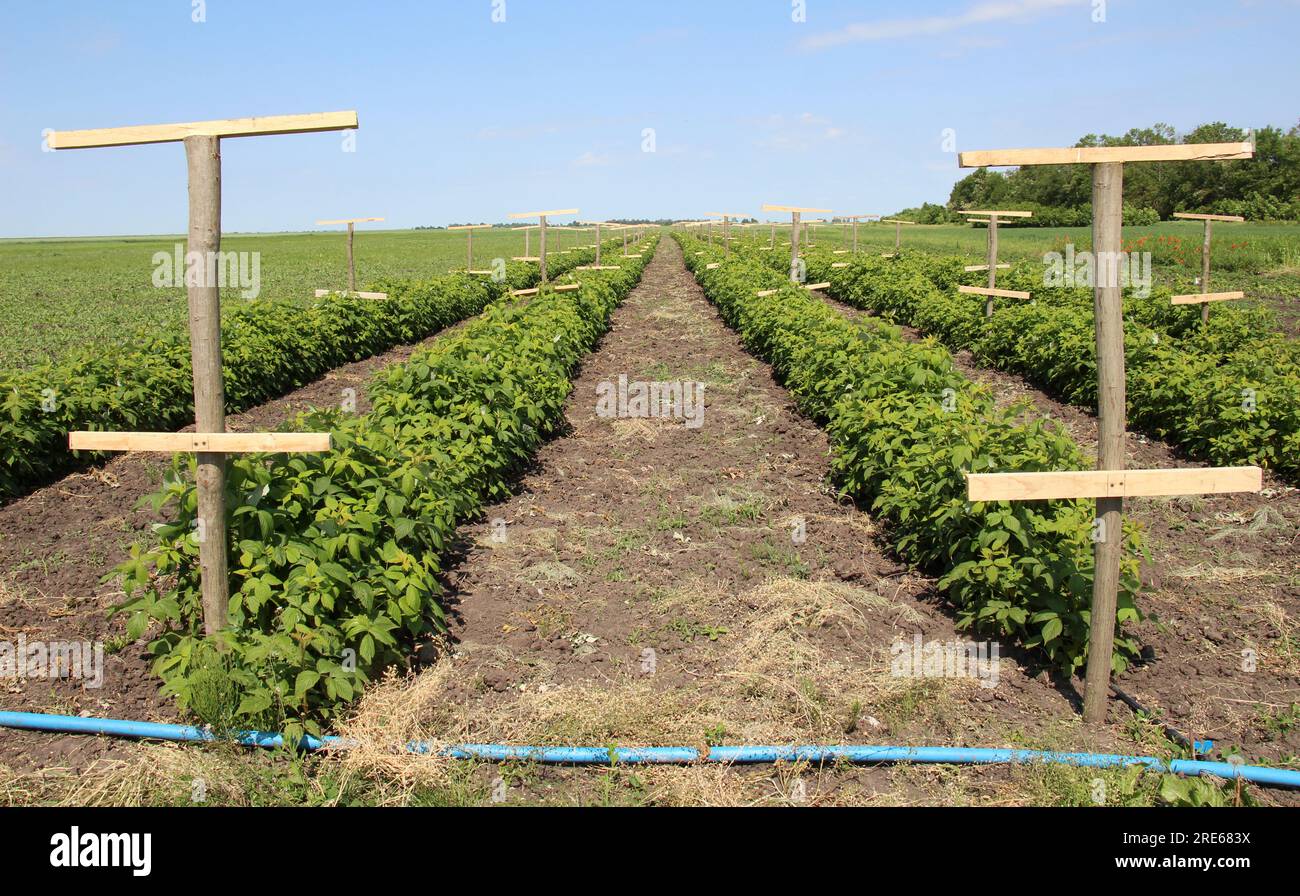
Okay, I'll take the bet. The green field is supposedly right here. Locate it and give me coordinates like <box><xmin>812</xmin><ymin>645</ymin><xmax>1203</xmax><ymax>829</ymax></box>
<box><xmin>0</xmin><ymin>227</ymin><xmax>603</xmax><ymax>369</ymax></box>
<box><xmin>3</xmin><ymin>221</ymin><xmax>1298</xmax><ymax>370</ymax></box>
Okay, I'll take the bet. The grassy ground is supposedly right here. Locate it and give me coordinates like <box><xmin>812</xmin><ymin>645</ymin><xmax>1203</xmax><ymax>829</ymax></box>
<box><xmin>0</xmin><ymin>227</ymin><xmax>603</xmax><ymax>368</ymax></box>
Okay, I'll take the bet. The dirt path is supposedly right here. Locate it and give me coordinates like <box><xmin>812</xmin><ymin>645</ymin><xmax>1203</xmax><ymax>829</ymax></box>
<box><xmin>0</xmin><ymin>317</ymin><xmax>477</xmax><ymax>772</ymax></box>
<box><xmin>346</xmin><ymin>238</ymin><xmax>1149</xmax><ymax>806</ymax></box>
<box><xmin>822</xmin><ymin>294</ymin><xmax>1300</xmax><ymax>770</ymax></box>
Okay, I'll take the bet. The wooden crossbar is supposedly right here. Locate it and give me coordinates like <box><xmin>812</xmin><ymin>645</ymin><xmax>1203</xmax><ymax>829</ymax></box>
<box><xmin>959</xmin><ymin>285</ymin><xmax>1030</xmax><ymax>300</ymax></box>
<box><xmin>70</xmin><ymin>431</ymin><xmax>332</xmax><ymax>454</ymax></box>
<box><xmin>762</xmin><ymin>204</ymin><xmax>832</xmax><ymax>213</ymax></box>
<box><xmin>48</xmin><ymin>111</ymin><xmax>358</xmax><ymax>150</ymax></box>
<box><xmin>510</xmin><ymin>283</ymin><xmax>582</xmax><ymax>297</ymax></box>
<box><xmin>1171</xmin><ymin>291</ymin><xmax>1245</xmax><ymax>305</ymax></box>
<box><xmin>447</xmin><ymin>223</ymin><xmax>494</xmax><ymax>230</ymax></box>
<box><xmin>1173</xmin><ymin>212</ymin><xmax>1246</xmax><ymax>223</ymax></box>
<box><xmin>755</xmin><ymin>282</ymin><xmax>829</xmax><ymax>297</ymax></box>
<box><xmin>967</xmin><ymin>466</ymin><xmax>1262</xmax><ymax>502</ymax></box>
<box><xmin>317</xmin><ymin>217</ymin><xmax>383</xmax><ymax>226</ymax></box>
<box><xmin>965</xmin><ymin>264</ymin><xmax>1012</xmax><ymax>272</ymax></box>
<box><xmin>880</xmin><ymin>219</ymin><xmax>917</xmax><ymax>225</ymax></box>
<box><xmin>958</xmin><ymin>210</ymin><xmax>1034</xmax><ymax>218</ymax></box>
<box><xmin>508</xmin><ymin>208</ymin><xmax>579</xmax><ymax>219</ymax></box>
<box><xmin>959</xmin><ymin>142</ymin><xmax>1254</xmax><ymax>168</ymax></box>
<box><xmin>314</xmin><ymin>289</ymin><xmax>388</xmax><ymax>300</ymax></box>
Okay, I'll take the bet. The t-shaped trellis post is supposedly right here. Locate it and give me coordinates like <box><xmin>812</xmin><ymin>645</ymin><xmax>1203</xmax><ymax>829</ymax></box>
<box><xmin>959</xmin><ymin>139</ymin><xmax>1258</xmax><ymax>725</ymax></box>
<box><xmin>762</xmin><ymin>204</ymin><xmax>832</xmax><ymax>282</ymax></box>
<box><xmin>1171</xmin><ymin>212</ymin><xmax>1247</xmax><ymax>324</ymax></box>
<box><xmin>576</xmin><ymin>221</ymin><xmax>621</xmax><ymax>270</ymax></box>
<box><xmin>838</xmin><ymin>214</ymin><xmax>879</xmax><ymax>254</ymax></box>
<box><xmin>957</xmin><ymin>209</ymin><xmax>1033</xmax><ymax>316</ymax></box>
<box><xmin>316</xmin><ymin>216</ymin><xmax>384</xmax><ymax>292</ymax></box>
<box><xmin>880</xmin><ymin>217</ymin><xmax>917</xmax><ymax>253</ymax></box>
<box><xmin>447</xmin><ymin>222</ymin><xmax>495</xmax><ymax>274</ymax></box>
<box><xmin>507</xmin><ymin>208</ymin><xmax>578</xmax><ymax>283</ymax></box>
<box><xmin>49</xmin><ymin>111</ymin><xmax>354</xmax><ymax>636</ymax></box>
<box><xmin>706</xmin><ymin>213</ymin><xmax>745</xmax><ymax>258</ymax></box>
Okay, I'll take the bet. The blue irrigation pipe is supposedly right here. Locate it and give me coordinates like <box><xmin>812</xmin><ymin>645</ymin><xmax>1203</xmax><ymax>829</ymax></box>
<box><xmin>3</xmin><ymin>710</ymin><xmax>1299</xmax><ymax>789</ymax></box>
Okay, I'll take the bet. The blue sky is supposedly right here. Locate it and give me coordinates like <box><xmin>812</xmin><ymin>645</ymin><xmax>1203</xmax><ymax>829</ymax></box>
<box><xmin>1</xmin><ymin>0</ymin><xmax>1297</xmax><ymax>237</ymax></box>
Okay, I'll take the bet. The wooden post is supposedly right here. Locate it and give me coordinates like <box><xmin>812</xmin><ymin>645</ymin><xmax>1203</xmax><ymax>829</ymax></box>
<box><xmin>49</xmin><ymin>110</ymin><xmax>357</xmax><ymax>638</ymax></box>
<box><xmin>508</xmin><ymin>209</ymin><xmax>577</xmax><ymax>285</ymax></box>
<box><xmin>1083</xmin><ymin>161</ymin><xmax>1126</xmax><ymax>725</ymax></box>
<box><xmin>789</xmin><ymin>211</ymin><xmax>801</xmax><ymax>281</ymax></box>
<box><xmin>958</xmin><ymin>140</ymin><xmax>1254</xmax><ymax>725</ymax></box>
<box><xmin>1172</xmin><ymin>212</ymin><xmax>1244</xmax><ymax>324</ymax></box>
<box><xmin>539</xmin><ymin>215</ymin><xmax>548</xmax><ymax>283</ymax></box>
<box><xmin>183</xmin><ymin>136</ymin><xmax>230</xmax><ymax>635</ymax></box>
<box><xmin>763</xmin><ymin>205</ymin><xmax>830</xmax><ymax>282</ymax></box>
<box><xmin>316</xmin><ymin>217</ymin><xmax>383</xmax><ymax>294</ymax></box>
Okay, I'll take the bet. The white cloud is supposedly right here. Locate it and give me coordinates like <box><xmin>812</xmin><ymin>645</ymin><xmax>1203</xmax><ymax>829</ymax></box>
<box><xmin>799</xmin><ymin>0</ymin><xmax>1085</xmax><ymax>50</ymax></box>
<box><xmin>750</xmin><ymin>113</ymin><xmax>848</xmax><ymax>151</ymax></box>
<box><xmin>572</xmin><ymin>151</ymin><xmax>612</xmax><ymax>168</ymax></box>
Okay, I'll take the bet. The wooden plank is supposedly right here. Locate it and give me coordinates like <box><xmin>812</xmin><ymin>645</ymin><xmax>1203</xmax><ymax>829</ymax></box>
<box><xmin>48</xmin><ymin>110</ymin><xmax>359</xmax><ymax>150</ymax></box>
<box><xmin>511</xmin><ymin>256</ymin><xmax>541</xmax><ymax>262</ymax></box>
<box><xmin>706</xmin><ymin>262</ymin><xmax>721</xmax><ymax>269</ymax></box>
<box><xmin>1171</xmin><ymin>291</ymin><xmax>1245</xmax><ymax>305</ymax></box>
<box><xmin>965</xmin><ymin>263</ymin><xmax>1012</xmax><ymax>272</ymax></box>
<box><xmin>316</xmin><ymin>217</ymin><xmax>383</xmax><ymax>225</ymax></box>
<box><xmin>958</xmin><ymin>284</ymin><xmax>1031</xmax><ymax>300</ymax></box>
<box><xmin>832</xmin><ymin>250</ymin><xmax>849</xmax><ymax>254</ymax></box>
<box><xmin>957</xmin><ymin>210</ymin><xmax>1034</xmax><ymax>218</ymax></box>
<box><xmin>831</xmin><ymin>262</ymin><xmax>849</xmax><ymax>268</ymax></box>
<box><xmin>805</xmin><ymin>282</ymin><xmax>830</xmax><ymax>291</ymax></box>
<box><xmin>508</xmin><ymin>208</ymin><xmax>579</xmax><ymax>219</ymax></box>
<box><xmin>447</xmin><ymin>223</ymin><xmax>494</xmax><ymax>230</ymax></box>
<box><xmin>762</xmin><ymin>204</ymin><xmax>832</xmax><ymax>213</ymax></box>
<box><xmin>1172</xmin><ymin>212</ymin><xmax>1246</xmax><ymax>223</ymax></box>
<box><xmin>575</xmin><ymin>265</ymin><xmax>622</xmax><ymax>270</ymax></box>
<box><xmin>314</xmin><ymin>289</ymin><xmax>388</xmax><ymax>300</ymax></box>
<box><xmin>70</xmin><ymin>431</ymin><xmax>332</xmax><ymax>454</ymax></box>
<box><xmin>967</xmin><ymin>466</ymin><xmax>1262</xmax><ymax>502</ymax></box>
<box><xmin>879</xmin><ymin>219</ymin><xmax>917</xmax><ymax>225</ymax></box>
<box><xmin>959</xmin><ymin>142</ymin><xmax>1253</xmax><ymax>168</ymax></box>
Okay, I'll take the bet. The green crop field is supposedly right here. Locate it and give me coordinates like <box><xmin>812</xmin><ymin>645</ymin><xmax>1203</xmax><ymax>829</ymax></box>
<box><xmin>0</xmin><ymin>227</ymin><xmax>599</xmax><ymax>368</ymax></box>
<box><xmin>6</xmin><ymin>221</ymin><xmax>1298</xmax><ymax>370</ymax></box>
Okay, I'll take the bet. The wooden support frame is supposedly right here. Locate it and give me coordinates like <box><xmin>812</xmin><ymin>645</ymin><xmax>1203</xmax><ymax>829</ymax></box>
<box><xmin>314</xmin><ymin>289</ymin><xmax>389</xmax><ymax>300</ymax></box>
<box><xmin>880</xmin><ymin>217</ymin><xmax>917</xmax><ymax>251</ymax></box>
<box><xmin>448</xmin><ymin>223</ymin><xmax>494</xmax><ymax>272</ymax></box>
<box><xmin>958</xmin><ymin>209</ymin><xmax>1033</xmax><ymax>314</ymax></box>
<box><xmin>508</xmin><ymin>208</ymin><xmax>579</xmax><ymax>283</ymax></box>
<box><xmin>838</xmin><ymin>214</ymin><xmax>879</xmax><ymax>254</ymax></box>
<box><xmin>958</xmin><ymin>285</ymin><xmax>1031</xmax><ymax>301</ymax></box>
<box><xmin>967</xmin><ymin>467</ymin><xmax>1261</xmax><ymax>502</ymax></box>
<box><xmin>49</xmin><ymin>110</ymin><xmax>357</xmax><ymax>637</ymax></box>
<box><xmin>1171</xmin><ymin>291</ymin><xmax>1246</xmax><ymax>306</ymax></box>
<box><xmin>1171</xmin><ymin>212</ymin><xmax>1248</xmax><ymax>323</ymax></box>
<box><xmin>70</xmin><ymin>431</ymin><xmax>332</xmax><ymax>454</ymax></box>
<box><xmin>960</xmin><ymin>140</ymin><xmax>1258</xmax><ymax>724</ymax></box>
<box><xmin>316</xmin><ymin>216</ymin><xmax>385</xmax><ymax>292</ymax></box>
<box><xmin>762</xmin><ymin>204</ymin><xmax>831</xmax><ymax>282</ymax></box>
<box><xmin>706</xmin><ymin>213</ymin><xmax>745</xmax><ymax>258</ymax></box>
